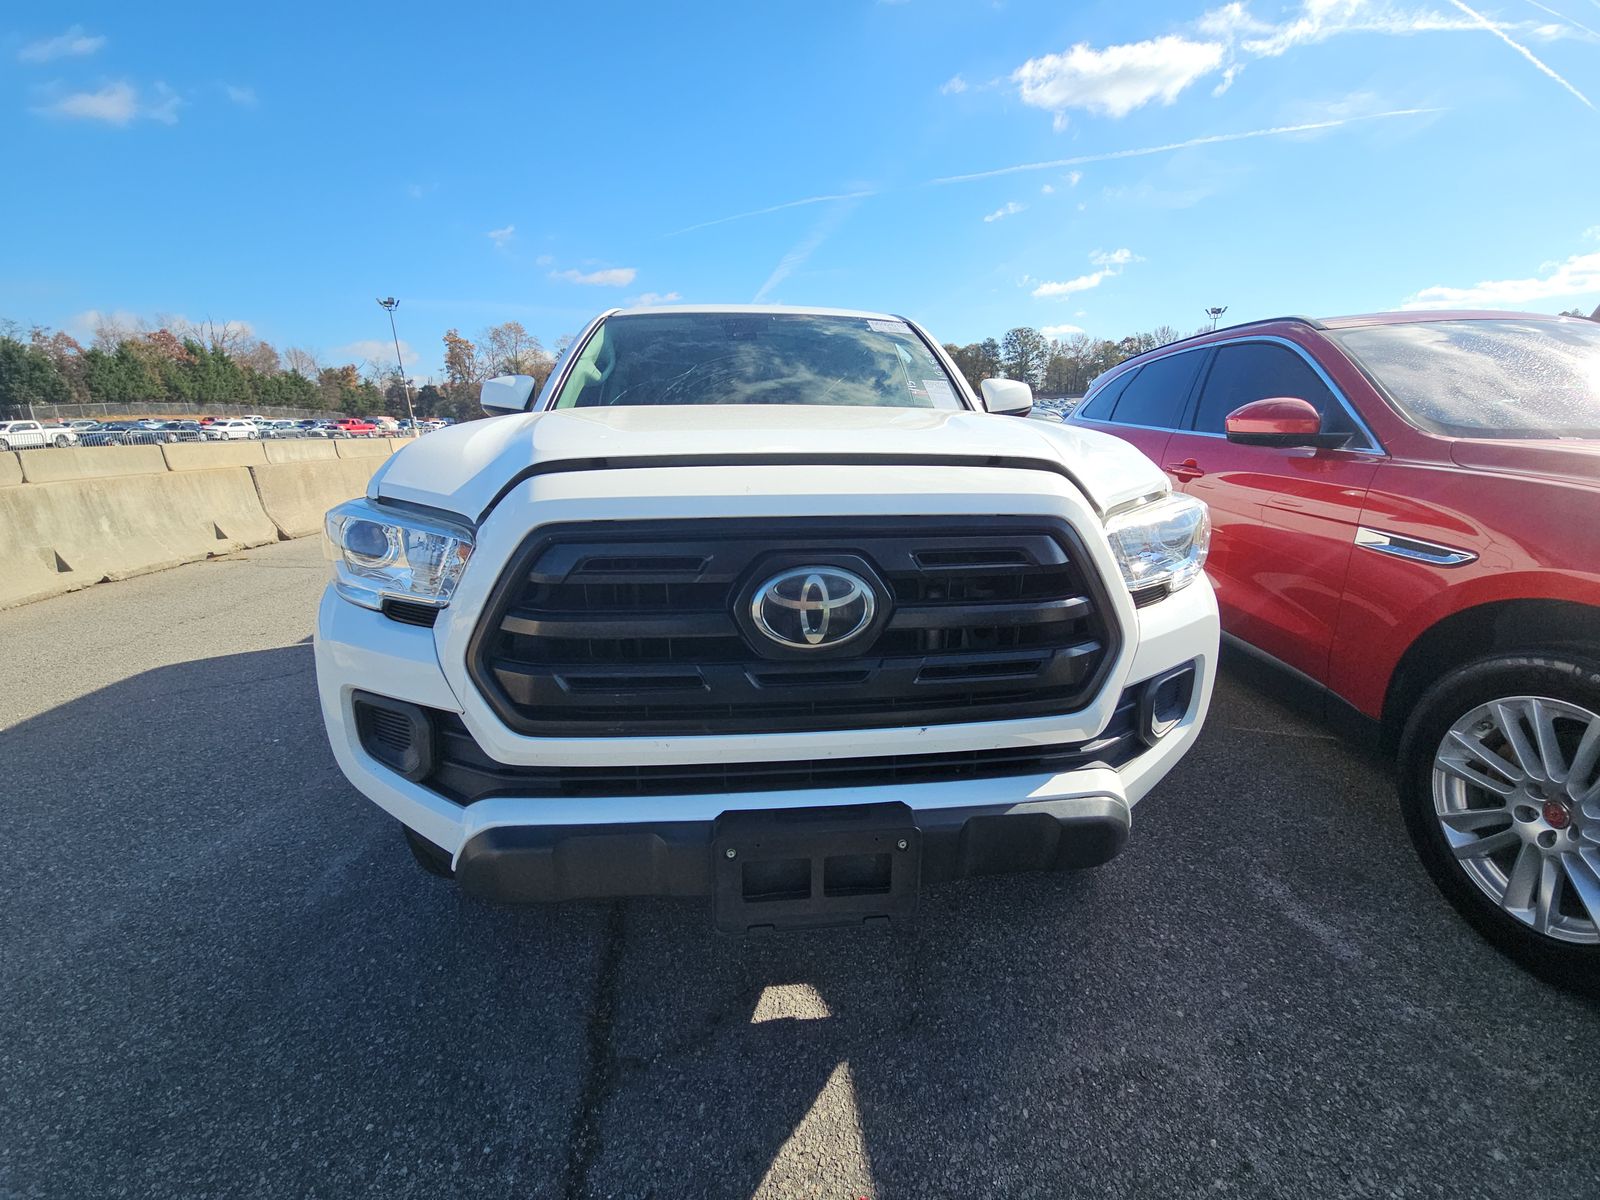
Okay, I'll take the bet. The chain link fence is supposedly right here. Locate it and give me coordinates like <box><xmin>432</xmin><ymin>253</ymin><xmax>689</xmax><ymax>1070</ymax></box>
<box><xmin>2</xmin><ymin>400</ymin><xmax>340</xmax><ymax>422</ymax></box>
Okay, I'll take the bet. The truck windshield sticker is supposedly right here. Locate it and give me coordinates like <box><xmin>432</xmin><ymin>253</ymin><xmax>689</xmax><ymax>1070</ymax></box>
<box><xmin>867</xmin><ymin>319</ymin><xmax>913</xmax><ymax>336</ymax></box>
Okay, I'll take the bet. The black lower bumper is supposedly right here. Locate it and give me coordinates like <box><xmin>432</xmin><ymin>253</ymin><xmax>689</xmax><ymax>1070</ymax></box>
<box><xmin>453</xmin><ymin>796</ymin><xmax>1130</xmax><ymax>930</ymax></box>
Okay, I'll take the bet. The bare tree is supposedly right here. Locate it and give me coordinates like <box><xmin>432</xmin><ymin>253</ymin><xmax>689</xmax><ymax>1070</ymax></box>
<box><xmin>480</xmin><ymin>321</ymin><xmax>550</xmax><ymax>376</ymax></box>
<box><xmin>236</xmin><ymin>340</ymin><xmax>282</xmax><ymax>375</ymax></box>
<box><xmin>284</xmin><ymin>346</ymin><xmax>322</xmax><ymax>379</ymax></box>
<box><xmin>91</xmin><ymin>312</ymin><xmax>141</xmax><ymax>350</ymax></box>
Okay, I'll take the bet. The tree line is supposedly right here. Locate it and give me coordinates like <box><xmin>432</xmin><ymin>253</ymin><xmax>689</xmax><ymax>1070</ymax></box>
<box><xmin>943</xmin><ymin>324</ymin><xmax>1191</xmax><ymax>397</ymax></box>
<box><xmin>1</xmin><ymin>311</ymin><xmax>1235</xmax><ymax>419</ymax></box>
<box><xmin>0</xmin><ymin>314</ymin><xmax>562</xmax><ymax>421</ymax></box>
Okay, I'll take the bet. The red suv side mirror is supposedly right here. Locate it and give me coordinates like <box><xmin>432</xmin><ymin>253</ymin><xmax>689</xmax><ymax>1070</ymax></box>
<box><xmin>1225</xmin><ymin>397</ymin><xmax>1335</xmax><ymax>448</ymax></box>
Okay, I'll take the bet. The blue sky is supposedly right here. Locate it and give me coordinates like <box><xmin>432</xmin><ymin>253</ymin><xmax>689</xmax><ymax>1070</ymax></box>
<box><xmin>2</xmin><ymin>0</ymin><xmax>1597</xmax><ymax>379</ymax></box>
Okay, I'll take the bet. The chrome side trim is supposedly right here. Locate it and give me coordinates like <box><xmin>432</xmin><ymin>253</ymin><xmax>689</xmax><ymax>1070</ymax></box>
<box><xmin>1355</xmin><ymin>526</ymin><xmax>1478</xmax><ymax>566</ymax></box>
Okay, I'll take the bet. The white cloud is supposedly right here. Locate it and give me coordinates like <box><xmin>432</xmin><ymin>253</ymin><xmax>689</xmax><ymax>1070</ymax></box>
<box><xmin>940</xmin><ymin>74</ymin><xmax>969</xmax><ymax>94</ymax></box>
<box><xmin>486</xmin><ymin>224</ymin><xmax>516</xmax><ymax>249</ymax></box>
<box><xmin>337</xmin><ymin>338</ymin><xmax>419</xmax><ymax>366</ymax></box>
<box><xmin>1041</xmin><ymin>323</ymin><xmax>1086</xmax><ymax>337</ymax></box>
<box><xmin>36</xmin><ymin>81</ymin><xmax>182</xmax><ymax>126</ymax></box>
<box><xmin>983</xmin><ymin>200</ymin><xmax>1026</xmax><ymax>222</ymax></box>
<box><xmin>1402</xmin><ymin>249</ymin><xmax>1600</xmax><ymax>309</ymax></box>
<box><xmin>1030</xmin><ymin>248</ymin><xmax>1141</xmax><ymax>298</ymax></box>
<box><xmin>1585</xmin><ymin>226</ymin><xmax>1600</xmax><ymax>242</ymax></box>
<box><xmin>18</xmin><ymin>24</ymin><xmax>105</xmax><ymax>63</ymax></box>
<box><xmin>1065</xmin><ymin>170</ymin><xmax>1083</xmax><ymax>186</ymax></box>
<box><xmin>1012</xmin><ymin>36</ymin><xmax>1225</xmax><ymax>122</ymax></box>
<box><xmin>999</xmin><ymin>0</ymin><xmax>1573</xmax><ymax>129</ymax></box>
<box><xmin>1523</xmin><ymin>0</ymin><xmax>1600</xmax><ymax>40</ymax></box>
<box><xmin>1040</xmin><ymin>183</ymin><xmax>1055</xmax><ymax>195</ymax></box>
<box><xmin>553</xmin><ymin>267</ymin><xmax>637</xmax><ymax>286</ymax></box>
<box><xmin>631</xmin><ymin>291</ymin><xmax>682</xmax><ymax>306</ymax></box>
<box><xmin>1091</xmin><ymin>248</ymin><xmax>1138</xmax><ymax>267</ymax></box>
<box><xmin>224</xmin><ymin>84</ymin><xmax>257</xmax><ymax>107</ymax></box>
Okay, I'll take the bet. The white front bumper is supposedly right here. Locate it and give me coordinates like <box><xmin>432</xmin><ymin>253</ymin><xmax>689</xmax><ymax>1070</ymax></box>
<box><xmin>313</xmin><ymin>464</ymin><xmax>1219</xmax><ymax>860</ymax></box>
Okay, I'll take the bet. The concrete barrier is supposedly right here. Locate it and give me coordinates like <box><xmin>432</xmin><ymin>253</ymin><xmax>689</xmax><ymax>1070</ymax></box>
<box><xmin>0</xmin><ymin>469</ymin><xmax>278</xmax><ymax>607</ymax></box>
<box><xmin>334</xmin><ymin>438</ymin><xmax>394</xmax><ymax>460</ymax></box>
<box><xmin>250</xmin><ymin>458</ymin><xmax>379</xmax><ymax>539</ymax></box>
<box><xmin>0</xmin><ymin>438</ymin><xmax>401</xmax><ymax>608</ymax></box>
<box><xmin>264</xmin><ymin>439</ymin><xmax>338</xmax><ymax>464</ymax></box>
<box><xmin>162</xmin><ymin>441</ymin><xmax>268</xmax><ymax>471</ymax></box>
<box><xmin>19</xmin><ymin>444</ymin><xmax>167</xmax><ymax>484</ymax></box>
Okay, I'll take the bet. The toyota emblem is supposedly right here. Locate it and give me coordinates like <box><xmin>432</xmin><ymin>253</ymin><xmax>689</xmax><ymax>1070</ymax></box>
<box><xmin>750</xmin><ymin>566</ymin><xmax>878</xmax><ymax>650</ymax></box>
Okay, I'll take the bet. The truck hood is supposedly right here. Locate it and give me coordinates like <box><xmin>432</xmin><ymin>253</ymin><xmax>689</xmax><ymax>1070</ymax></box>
<box><xmin>371</xmin><ymin>406</ymin><xmax>1167</xmax><ymax>521</ymax></box>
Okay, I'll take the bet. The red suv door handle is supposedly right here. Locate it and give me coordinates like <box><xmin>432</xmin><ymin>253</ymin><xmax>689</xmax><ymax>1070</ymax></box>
<box><xmin>1167</xmin><ymin>459</ymin><xmax>1205</xmax><ymax>481</ymax></box>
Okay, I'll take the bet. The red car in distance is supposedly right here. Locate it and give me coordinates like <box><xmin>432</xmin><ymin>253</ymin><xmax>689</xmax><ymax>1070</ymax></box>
<box><xmin>1068</xmin><ymin>311</ymin><xmax>1600</xmax><ymax>988</ymax></box>
<box><xmin>333</xmin><ymin>417</ymin><xmax>378</xmax><ymax>436</ymax></box>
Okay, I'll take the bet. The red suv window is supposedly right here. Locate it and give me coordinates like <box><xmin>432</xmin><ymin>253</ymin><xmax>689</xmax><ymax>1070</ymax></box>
<box><xmin>1190</xmin><ymin>341</ymin><xmax>1354</xmax><ymax>438</ymax></box>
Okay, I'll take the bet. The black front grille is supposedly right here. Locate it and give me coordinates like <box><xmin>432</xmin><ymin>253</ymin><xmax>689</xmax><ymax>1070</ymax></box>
<box><xmin>468</xmin><ymin>517</ymin><xmax>1119</xmax><ymax>736</ymax></box>
<box><xmin>425</xmin><ymin>690</ymin><xmax>1143</xmax><ymax>802</ymax></box>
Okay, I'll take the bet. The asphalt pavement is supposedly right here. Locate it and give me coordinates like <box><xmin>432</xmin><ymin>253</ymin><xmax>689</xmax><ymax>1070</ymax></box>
<box><xmin>3</xmin><ymin>539</ymin><xmax>1596</xmax><ymax>1199</ymax></box>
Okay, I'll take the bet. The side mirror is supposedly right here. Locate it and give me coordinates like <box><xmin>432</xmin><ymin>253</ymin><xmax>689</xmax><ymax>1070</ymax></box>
<box><xmin>980</xmin><ymin>377</ymin><xmax>1033</xmax><ymax>416</ymax></box>
<box><xmin>480</xmin><ymin>374</ymin><xmax>537</xmax><ymax>416</ymax></box>
<box><xmin>1225</xmin><ymin>397</ymin><xmax>1348</xmax><ymax>448</ymax></box>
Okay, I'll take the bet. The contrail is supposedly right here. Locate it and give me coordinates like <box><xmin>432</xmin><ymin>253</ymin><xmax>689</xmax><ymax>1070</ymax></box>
<box><xmin>670</xmin><ymin>190</ymin><xmax>877</xmax><ymax>236</ymax></box>
<box><xmin>929</xmin><ymin>108</ymin><xmax>1445</xmax><ymax>185</ymax></box>
<box><xmin>1449</xmin><ymin>0</ymin><xmax>1595</xmax><ymax>109</ymax></box>
<box><xmin>1524</xmin><ymin>0</ymin><xmax>1600</xmax><ymax>39</ymax></box>
<box><xmin>753</xmin><ymin>199</ymin><xmax>862</xmax><ymax>301</ymax></box>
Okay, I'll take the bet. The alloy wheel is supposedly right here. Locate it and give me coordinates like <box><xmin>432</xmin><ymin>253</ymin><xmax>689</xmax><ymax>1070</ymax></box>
<box><xmin>1433</xmin><ymin>695</ymin><xmax>1600</xmax><ymax>944</ymax></box>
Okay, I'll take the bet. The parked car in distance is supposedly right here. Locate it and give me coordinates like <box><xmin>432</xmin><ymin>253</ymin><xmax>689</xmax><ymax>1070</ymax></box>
<box><xmin>208</xmin><ymin>418</ymin><xmax>261</xmax><ymax>440</ymax></box>
<box><xmin>0</xmin><ymin>419</ymin><xmax>76</xmax><ymax>449</ymax></box>
<box><xmin>1068</xmin><ymin>310</ymin><xmax>1600</xmax><ymax>990</ymax></box>
<box><xmin>316</xmin><ymin>304</ymin><xmax>1219</xmax><ymax>929</ymax></box>
<box><xmin>333</xmin><ymin>417</ymin><xmax>377</xmax><ymax>436</ymax></box>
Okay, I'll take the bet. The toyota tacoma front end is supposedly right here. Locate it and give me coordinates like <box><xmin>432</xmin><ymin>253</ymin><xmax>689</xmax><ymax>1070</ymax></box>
<box><xmin>313</xmin><ymin>306</ymin><xmax>1218</xmax><ymax>930</ymax></box>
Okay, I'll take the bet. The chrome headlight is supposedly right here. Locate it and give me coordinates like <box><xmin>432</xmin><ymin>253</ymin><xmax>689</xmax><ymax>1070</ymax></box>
<box><xmin>324</xmin><ymin>499</ymin><xmax>474</xmax><ymax>610</ymax></box>
<box><xmin>1104</xmin><ymin>494</ymin><xmax>1210</xmax><ymax>595</ymax></box>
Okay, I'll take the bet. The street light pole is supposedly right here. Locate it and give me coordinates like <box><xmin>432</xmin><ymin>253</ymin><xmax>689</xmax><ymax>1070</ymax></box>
<box><xmin>376</xmin><ymin>297</ymin><xmax>417</xmax><ymax>433</ymax></box>
<box><xmin>1204</xmin><ymin>305</ymin><xmax>1228</xmax><ymax>332</ymax></box>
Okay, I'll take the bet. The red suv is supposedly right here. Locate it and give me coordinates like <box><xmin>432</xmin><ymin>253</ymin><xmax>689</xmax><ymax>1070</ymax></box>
<box><xmin>1069</xmin><ymin>311</ymin><xmax>1600</xmax><ymax>987</ymax></box>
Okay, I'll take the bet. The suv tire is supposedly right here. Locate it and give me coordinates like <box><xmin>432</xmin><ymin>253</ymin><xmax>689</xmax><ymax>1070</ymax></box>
<box><xmin>1398</xmin><ymin>654</ymin><xmax>1600</xmax><ymax>995</ymax></box>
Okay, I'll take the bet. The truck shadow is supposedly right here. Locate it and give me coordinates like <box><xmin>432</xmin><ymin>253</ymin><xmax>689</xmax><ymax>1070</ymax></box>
<box><xmin>4</xmin><ymin>648</ymin><xmax>1597</xmax><ymax>1199</ymax></box>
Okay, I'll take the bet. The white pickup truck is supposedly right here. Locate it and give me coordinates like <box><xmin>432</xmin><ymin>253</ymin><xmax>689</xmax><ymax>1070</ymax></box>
<box><xmin>315</xmin><ymin>305</ymin><xmax>1219</xmax><ymax>931</ymax></box>
<box><xmin>0</xmin><ymin>420</ymin><xmax>77</xmax><ymax>450</ymax></box>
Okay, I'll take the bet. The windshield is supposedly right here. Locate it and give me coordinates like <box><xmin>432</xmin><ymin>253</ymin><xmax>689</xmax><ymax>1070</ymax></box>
<box><xmin>549</xmin><ymin>312</ymin><xmax>966</xmax><ymax>410</ymax></box>
<box><xmin>1329</xmin><ymin>318</ymin><xmax>1600</xmax><ymax>439</ymax></box>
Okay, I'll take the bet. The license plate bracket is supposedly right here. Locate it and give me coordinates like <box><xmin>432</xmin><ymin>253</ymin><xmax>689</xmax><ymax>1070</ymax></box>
<box><xmin>711</xmin><ymin>804</ymin><xmax>920</xmax><ymax>934</ymax></box>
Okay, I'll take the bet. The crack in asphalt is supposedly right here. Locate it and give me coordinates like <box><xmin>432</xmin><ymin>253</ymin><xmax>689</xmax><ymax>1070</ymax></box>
<box><xmin>561</xmin><ymin>901</ymin><xmax>627</xmax><ymax>1200</ymax></box>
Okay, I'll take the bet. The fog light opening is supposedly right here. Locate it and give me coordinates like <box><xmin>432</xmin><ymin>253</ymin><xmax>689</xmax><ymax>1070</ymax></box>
<box><xmin>1139</xmin><ymin>663</ymin><xmax>1197</xmax><ymax>746</ymax></box>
